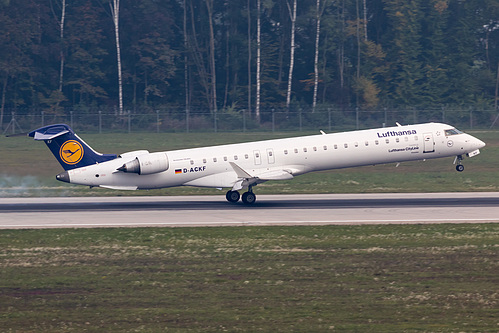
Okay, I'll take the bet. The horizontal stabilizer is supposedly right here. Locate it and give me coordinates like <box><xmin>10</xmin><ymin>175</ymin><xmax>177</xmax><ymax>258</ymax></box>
<box><xmin>30</xmin><ymin>124</ymin><xmax>70</xmax><ymax>141</ymax></box>
<box><xmin>33</xmin><ymin>130</ymin><xmax>69</xmax><ymax>140</ymax></box>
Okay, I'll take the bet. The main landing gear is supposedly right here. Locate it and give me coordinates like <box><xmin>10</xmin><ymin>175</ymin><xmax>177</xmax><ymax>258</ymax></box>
<box><xmin>226</xmin><ymin>187</ymin><xmax>256</xmax><ymax>204</ymax></box>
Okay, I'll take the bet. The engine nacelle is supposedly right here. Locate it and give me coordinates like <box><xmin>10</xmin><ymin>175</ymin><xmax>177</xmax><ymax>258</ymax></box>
<box><xmin>117</xmin><ymin>152</ymin><xmax>169</xmax><ymax>175</ymax></box>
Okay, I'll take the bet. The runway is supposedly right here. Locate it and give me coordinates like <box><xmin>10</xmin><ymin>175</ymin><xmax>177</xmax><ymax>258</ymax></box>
<box><xmin>2</xmin><ymin>192</ymin><xmax>499</xmax><ymax>229</ymax></box>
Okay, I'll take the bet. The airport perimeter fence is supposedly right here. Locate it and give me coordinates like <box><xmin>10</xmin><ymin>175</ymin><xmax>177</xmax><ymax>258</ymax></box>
<box><xmin>2</xmin><ymin>107</ymin><xmax>499</xmax><ymax>135</ymax></box>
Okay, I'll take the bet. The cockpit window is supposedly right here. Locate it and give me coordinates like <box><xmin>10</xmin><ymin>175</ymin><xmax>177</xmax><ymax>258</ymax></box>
<box><xmin>445</xmin><ymin>128</ymin><xmax>463</xmax><ymax>136</ymax></box>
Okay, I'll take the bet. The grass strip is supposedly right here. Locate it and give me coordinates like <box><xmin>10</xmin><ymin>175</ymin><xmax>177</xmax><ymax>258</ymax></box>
<box><xmin>1</xmin><ymin>224</ymin><xmax>498</xmax><ymax>332</ymax></box>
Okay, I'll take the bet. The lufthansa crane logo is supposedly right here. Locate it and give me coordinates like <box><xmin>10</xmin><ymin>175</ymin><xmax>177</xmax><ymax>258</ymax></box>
<box><xmin>60</xmin><ymin>140</ymin><xmax>84</xmax><ymax>165</ymax></box>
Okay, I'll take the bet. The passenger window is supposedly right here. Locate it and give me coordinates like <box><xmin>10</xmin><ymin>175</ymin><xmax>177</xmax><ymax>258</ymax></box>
<box><xmin>294</xmin><ymin>148</ymin><xmax>298</xmax><ymax>154</ymax></box>
<box><xmin>414</xmin><ymin>136</ymin><xmax>418</xmax><ymax>141</ymax></box>
<box><xmin>213</xmin><ymin>157</ymin><xmax>217</xmax><ymax>162</ymax></box>
<box><xmin>284</xmin><ymin>150</ymin><xmax>288</xmax><ymax>155</ymax></box>
<box><xmin>234</xmin><ymin>155</ymin><xmax>238</xmax><ymax>160</ymax></box>
<box><xmin>396</xmin><ymin>138</ymin><xmax>400</xmax><ymax>143</ymax></box>
<box><xmin>344</xmin><ymin>143</ymin><xmax>348</xmax><ymax>148</ymax></box>
<box><xmin>334</xmin><ymin>144</ymin><xmax>338</xmax><ymax>149</ymax></box>
<box><xmin>365</xmin><ymin>141</ymin><xmax>369</xmax><ymax>146</ymax></box>
<box><xmin>190</xmin><ymin>160</ymin><xmax>194</xmax><ymax>165</ymax></box>
<box><xmin>245</xmin><ymin>154</ymin><xmax>249</xmax><ymax>159</ymax></box>
<box><xmin>323</xmin><ymin>146</ymin><xmax>327</xmax><ymax>150</ymax></box>
<box><xmin>385</xmin><ymin>139</ymin><xmax>389</xmax><ymax>144</ymax></box>
<box><xmin>224</xmin><ymin>156</ymin><xmax>228</xmax><ymax>161</ymax></box>
<box><xmin>354</xmin><ymin>142</ymin><xmax>359</xmax><ymax>148</ymax></box>
<box><xmin>405</xmin><ymin>137</ymin><xmax>409</xmax><ymax>142</ymax></box>
<box><xmin>375</xmin><ymin>140</ymin><xmax>379</xmax><ymax>145</ymax></box>
<box><xmin>303</xmin><ymin>148</ymin><xmax>308</xmax><ymax>152</ymax></box>
<box><xmin>203</xmin><ymin>158</ymin><xmax>207</xmax><ymax>164</ymax></box>
<box><xmin>313</xmin><ymin>147</ymin><xmax>317</xmax><ymax>151</ymax></box>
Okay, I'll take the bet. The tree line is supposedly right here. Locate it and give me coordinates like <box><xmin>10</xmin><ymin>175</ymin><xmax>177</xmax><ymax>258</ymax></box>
<box><xmin>1</xmin><ymin>0</ymin><xmax>498</xmax><ymax>128</ymax></box>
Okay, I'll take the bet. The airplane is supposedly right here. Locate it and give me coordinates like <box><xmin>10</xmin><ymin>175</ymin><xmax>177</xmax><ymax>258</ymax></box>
<box><xmin>28</xmin><ymin>122</ymin><xmax>485</xmax><ymax>204</ymax></box>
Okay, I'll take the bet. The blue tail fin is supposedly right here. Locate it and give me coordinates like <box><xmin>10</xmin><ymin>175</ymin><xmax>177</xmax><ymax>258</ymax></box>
<box><xmin>29</xmin><ymin>124</ymin><xmax>117</xmax><ymax>170</ymax></box>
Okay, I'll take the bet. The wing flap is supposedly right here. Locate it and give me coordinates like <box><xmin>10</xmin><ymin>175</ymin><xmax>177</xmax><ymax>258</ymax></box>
<box><xmin>100</xmin><ymin>185</ymin><xmax>138</xmax><ymax>191</ymax></box>
<box><xmin>255</xmin><ymin>169</ymin><xmax>294</xmax><ymax>181</ymax></box>
<box><xmin>228</xmin><ymin>162</ymin><xmax>294</xmax><ymax>191</ymax></box>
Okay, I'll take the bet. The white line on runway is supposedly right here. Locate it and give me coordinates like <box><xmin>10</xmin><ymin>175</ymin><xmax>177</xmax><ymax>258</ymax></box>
<box><xmin>4</xmin><ymin>218</ymin><xmax>499</xmax><ymax>229</ymax></box>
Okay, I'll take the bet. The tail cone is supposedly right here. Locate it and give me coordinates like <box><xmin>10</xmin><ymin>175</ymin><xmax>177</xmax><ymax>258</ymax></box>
<box><xmin>56</xmin><ymin>171</ymin><xmax>70</xmax><ymax>183</ymax></box>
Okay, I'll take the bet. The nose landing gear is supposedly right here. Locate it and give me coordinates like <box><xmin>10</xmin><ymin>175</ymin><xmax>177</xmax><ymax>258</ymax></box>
<box><xmin>455</xmin><ymin>155</ymin><xmax>464</xmax><ymax>172</ymax></box>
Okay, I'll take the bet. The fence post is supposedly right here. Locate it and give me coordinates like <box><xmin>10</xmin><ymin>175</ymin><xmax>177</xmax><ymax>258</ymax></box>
<box><xmin>328</xmin><ymin>108</ymin><xmax>332</xmax><ymax>132</ymax></box>
<box><xmin>243</xmin><ymin>108</ymin><xmax>246</xmax><ymax>132</ymax></box>
<box><xmin>469</xmin><ymin>107</ymin><xmax>473</xmax><ymax>129</ymax></box>
<box><xmin>272</xmin><ymin>109</ymin><xmax>275</xmax><ymax>133</ymax></box>
<box><xmin>98</xmin><ymin>111</ymin><xmax>102</xmax><ymax>134</ymax></box>
<box><xmin>156</xmin><ymin>110</ymin><xmax>160</xmax><ymax>133</ymax></box>
<box><xmin>356</xmin><ymin>107</ymin><xmax>359</xmax><ymax>130</ymax></box>
<box><xmin>186</xmin><ymin>109</ymin><xmax>190</xmax><ymax>133</ymax></box>
<box><xmin>3</xmin><ymin>111</ymin><xmax>23</xmax><ymax>135</ymax></box>
<box><xmin>128</xmin><ymin>110</ymin><xmax>131</xmax><ymax>133</ymax></box>
<box><xmin>299</xmin><ymin>108</ymin><xmax>302</xmax><ymax>132</ymax></box>
<box><xmin>214</xmin><ymin>111</ymin><xmax>217</xmax><ymax>133</ymax></box>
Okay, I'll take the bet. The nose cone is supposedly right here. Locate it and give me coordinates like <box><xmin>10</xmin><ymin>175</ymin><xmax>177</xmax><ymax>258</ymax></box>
<box><xmin>56</xmin><ymin>171</ymin><xmax>70</xmax><ymax>183</ymax></box>
<box><xmin>474</xmin><ymin>137</ymin><xmax>486</xmax><ymax>149</ymax></box>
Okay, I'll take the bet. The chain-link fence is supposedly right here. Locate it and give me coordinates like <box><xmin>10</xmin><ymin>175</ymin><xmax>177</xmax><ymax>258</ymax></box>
<box><xmin>2</xmin><ymin>107</ymin><xmax>498</xmax><ymax>135</ymax></box>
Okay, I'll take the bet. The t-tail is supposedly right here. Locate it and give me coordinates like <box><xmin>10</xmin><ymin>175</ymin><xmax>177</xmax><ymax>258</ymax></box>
<box><xmin>28</xmin><ymin>124</ymin><xmax>117</xmax><ymax>170</ymax></box>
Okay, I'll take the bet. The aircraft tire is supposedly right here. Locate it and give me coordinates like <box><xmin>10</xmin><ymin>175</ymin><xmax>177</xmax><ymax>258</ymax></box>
<box><xmin>456</xmin><ymin>164</ymin><xmax>465</xmax><ymax>172</ymax></box>
<box><xmin>242</xmin><ymin>192</ymin><xmax>256</xmax><ymax>204</ymax></box>
<box><xmin>226</xmin><ymin>190</ymin><xmax>240</xmax><ymax>203</ymax></box>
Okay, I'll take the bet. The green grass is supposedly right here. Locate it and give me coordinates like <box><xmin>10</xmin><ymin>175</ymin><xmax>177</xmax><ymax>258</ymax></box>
<box><xmin>1</xmin><ymin>130</ymin><xmax>499</xmax><ymax>196</ymax></box>
<box><xmin>1</xmin><ymin>225</ymin><xmax>498</xmax><ymax>332</ymax></box>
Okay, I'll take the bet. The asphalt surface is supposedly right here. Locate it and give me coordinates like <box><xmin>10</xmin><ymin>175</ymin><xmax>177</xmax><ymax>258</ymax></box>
<box><xmin>1</xmin><ymin>193</ymin><xmax>499</xmax><ymax>229</ymax></box>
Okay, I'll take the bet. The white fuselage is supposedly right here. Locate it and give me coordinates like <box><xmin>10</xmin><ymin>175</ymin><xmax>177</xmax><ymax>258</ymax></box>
<box><xmin>64</xmin><ymin>123</ymin><xmax>485</xmax><ymax>191</ymax></box>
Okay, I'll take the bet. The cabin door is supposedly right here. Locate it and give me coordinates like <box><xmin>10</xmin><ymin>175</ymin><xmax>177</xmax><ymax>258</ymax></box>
<box><xmin>423</xmin><ymin>132</ymin><xmax>435</xmax><ymax>153</ymax></box>
<box><xmin>253</xmin><ymin>150</ymin><xmax>262</xmax><ymax>165</ymax></box>
<box><xmin>267</xmin><ymin>148</ymin><xmax>275</xmax><ymax>164</ymax></box>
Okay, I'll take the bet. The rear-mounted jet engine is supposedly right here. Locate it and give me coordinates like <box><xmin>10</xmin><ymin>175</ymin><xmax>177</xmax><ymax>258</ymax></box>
<box><xmin>117</xmin><ymin>152</ymin><xmax>169</xmax><ymax>175</ymax></box>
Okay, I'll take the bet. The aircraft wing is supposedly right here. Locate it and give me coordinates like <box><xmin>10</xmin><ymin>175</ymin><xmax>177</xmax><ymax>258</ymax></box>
<box><xmin>229</xmin><ymin>162</ymin><xmax>293</xmax><ymax>191</ymax></box>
